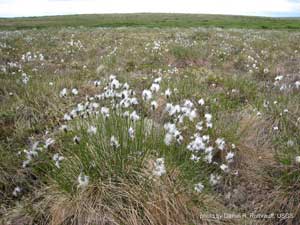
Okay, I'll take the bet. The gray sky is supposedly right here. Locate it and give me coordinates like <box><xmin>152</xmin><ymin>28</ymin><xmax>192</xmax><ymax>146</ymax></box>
<box><xmin>0</xmin><ymin>0</ymin><xmax>300</xmax><ymax>17</ymax></box>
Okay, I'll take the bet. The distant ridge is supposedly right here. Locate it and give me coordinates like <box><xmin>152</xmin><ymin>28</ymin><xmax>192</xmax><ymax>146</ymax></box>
<box><xmin>0</xmin><ymin>13</ymin><xmax>299</xmax><ymax>30</ymax></box>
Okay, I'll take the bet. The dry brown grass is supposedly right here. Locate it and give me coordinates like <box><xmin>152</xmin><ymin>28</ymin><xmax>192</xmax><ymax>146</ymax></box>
<box><xmin>217</xmin><ymin>108</ymin><xmax>300</xmax><ymax>224</ymax></box>
<box><xmin>4</xmin><ymin>173</ymin><xmax>239</xmax><ymax>225</ymax></box>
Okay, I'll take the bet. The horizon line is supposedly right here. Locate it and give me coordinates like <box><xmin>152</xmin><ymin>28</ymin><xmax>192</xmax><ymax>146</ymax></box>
<box><xmin>1</xmin><ymin>12</ymin><xmax>300</xmax><ymax>19</ymax></box>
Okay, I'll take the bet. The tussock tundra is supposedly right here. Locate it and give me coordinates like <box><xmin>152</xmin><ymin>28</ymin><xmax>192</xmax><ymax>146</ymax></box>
<box><xmin>0</xmin><ymin>26</ymin><xmax>300</xmax><ymax>225</ymax></box>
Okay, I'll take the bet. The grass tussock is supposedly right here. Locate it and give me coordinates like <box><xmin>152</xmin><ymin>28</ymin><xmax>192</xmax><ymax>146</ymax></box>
<box><xmin>16</xmin><ymin>175</ymin><xmax>232</xmax><ymax>225</ymax></box>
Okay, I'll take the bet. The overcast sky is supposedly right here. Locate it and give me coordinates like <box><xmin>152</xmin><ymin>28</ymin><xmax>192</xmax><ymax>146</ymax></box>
<box><xmin>0</xmin><ymin>0</ymin><xmax>300</xmax><ymax>18</ymax></box>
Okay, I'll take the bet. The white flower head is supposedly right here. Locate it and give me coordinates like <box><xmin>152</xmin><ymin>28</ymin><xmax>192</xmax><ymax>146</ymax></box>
<box><xmin>205</xmin><ymin>113</ymin><xmax>213</xmax><ymax>128</ymax></box>
<box><xmin>190</xmin><ymin>154</ymin><xmax>200</xmax><ymax>162</ymax></box>
<box><xmin>164</xmin><ymin>123</ymin><xmax>177</xmax><ymax>134</ymax></box>
<box><xmin>263</xmin><ymin>68</ymin><xmax>269</xmax><ymax>74</ymax></box>
<box><xmin>128</xmin><ymin>127</ymin><xmax>135</xmax><ymax>139</ymax></box>
<box><xmin>130</xmin><ymin>111</ymin><xmax>140</xmax><ymax>122</ymax></box>
<box><xmin>77</xmin><ymin>173</ymin><xmax>89</xmax><ymax>189</ymax></box>
<box><xmin>59</xmin><ymin>88</ymin><xmax>68</xmax><ymax>97</ymax></box>
<box><xmin>45</xmin><ymin>138</ymin><xmax>55</xmax><ymax>149</ymax></box>
<box><xmin>165</xmin><ymin>88</ymin><xmax>171</xmax><ymax>98</ymax></box>
<box><xmin>220</xmin><ymin>164</ymin><xmax>229</xmax><ymax>173</ymax></box>
<box><xmin>123</xmin><ymin>82</ymin><xmax>130</xmax><ymax>90</ymax></box>
<box><xmin>198</xmin><ymin>98</ymin><xmax>205</xmax><ymax>106</ymax></box>
<box><xmin>164</xmin><ymin>133</ymin><xmax>173</xmax><ymax>146</ymax></box>
<box><xmin>60</xmin><ymin>125</ymin><xmax>68</xmax><ymax>132</ymax></box>
<box><xmin>150</xmin><ymin>83</ymin><xmax>160</xmax><ymax>93</ymax></box>
<box><xmin>93</xmin><ymin>80</ymin><xmax>101</xmax><ymax>87</ymax></box>
<box><xmin>196</xmin><ymin>121</ymin><xmax>203</xmax><ymax>131</ymax></box>
<box><xmin>183</xmin><ymin>100</ymin><xmax>194</xmax><ymax>108</ymax></box>
<box><xmin>202</xmin><ymin>135</ymin><xmax>210</xmax><ymax>142</ymax></box>
<box><xmin>90</xmin><ymin>102</ymin><xmax>99</xmax><ymax>110</ymax></box>
<box><xmin>53</xmin><ymin>153</ymin><xmax>64</xmax><ymax>168</ymax></box>
<box><xmin>87</xmin><ymin>125</ymin><xmax>97</xmax><ymax>135</ymax></box>
<box><xmin>109</xmin><ymin>74</ymin><xmax>116</xmax><ymax>81</ymax></box>
<box><xmin>216</xmin><ymin>138</ymin><xmax>225</xmax><ymax>150</ymax></box>
<box><xmin>142</xmin><ymin>89</ymin><xmax>152</xmax><ymax>101</ymax></box>
<box><xmin>187</xmin><ymin>136</ymin><xmax>206</xmax><ymax>152</ymax></box>
<box><xmin>295</xmin><ymin>156</ymin><xmax>300</xmax><ymax>164</ymax></box>
<box><xmin>153</xmin><ymin>77</ymin><xmax>162</xmax><ymax>84</ymax></box>
<box><xmin>151</xmin><ymin>101</ymin><xmax>158</xmax><ymax>111</ymax></box>
<box><xmin>22</xmin><ymin>73</ymin><xmax>29</xmax><ymax>85</ymax></box>
<box><xmin>153</xmin><ymin>158</ymin><xmax>166</xmax><ymax>177</ymax></box>
<box><xmin>110</xmin><ymin>136</ymin><xmax>120</xmax><ymax>149</ymax></box>
<box><xmin>63</xmin><ymin>113</ymin><xmax>72</xmax><ymax>121</ymax></box>
<box><xmin>110</xmin><ymin>78</ymin><xmax>120</xmax><ymax>89</ymax></box>
<box><xmin>287</xmin><ymin>140</ymin><xmax>294</xmax><ymax>147</ymax></box>
<box><xmin>12</xmin><ymin>186</ymin><xmax>22</xmax><ymax>197</ymax></box>
<box><xmin>73</xmin><ymin>136</ymin><xmax>81</xmax><ymax>144</ymax></box>
<box><xmin>204</xmin><ymin>113</ymin><xmax>212</xmax><ymax>122</ymax></box>
<box><xmin>275</xmin><ymin>75</ymin><xmax>283</xmax><ymax>81</ymax></box>
<box><xmin>206</xmin><ymin>122</ymin><xmax>213</xmax><ymax>128</ymax></box>
<box><xmin>263</xmin><ymin>100</ymin><xmax>269</xmax><ymax>108</ymax></box>
<box><xmin>130</xmin><ymin>97</ymin><xmax>139</xmax><ymax>105</ymax></box>
<box><xmin>71</xmin><ymin>88</ymin><xmax>78</xmax><ymax>95</ymax></box>
<box><xmin>188</xmin><ymin>109</ymin><xmax>197</xmax><ymax>121</ymax></box>
<box><xmin>123</xmin><ymin>111</ymin><xmax>130</xmax><ymax>118</ymax></box>
<box><xmin>101</xmin><ymin>107</ymin><xmax>110</xmax><ymax>118</ymax></box>
<box><xmin>205</xmin><ymin>146</ymin><xmax>213</xmax><ymax>154</ymax></box>
<box><xmin>194</xmin><ymin>182</ymin><xmax>204</xmax><ymax>193</ymax></box>
<box><xmin>209</xmin><ymin>174</ymin><xmax>221</xmax><ymax>186</ymax></box>
<box><xmin>225</xmin><ymin>151</ymin><xmax>235</xmax><ymax>163</ymax></box>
